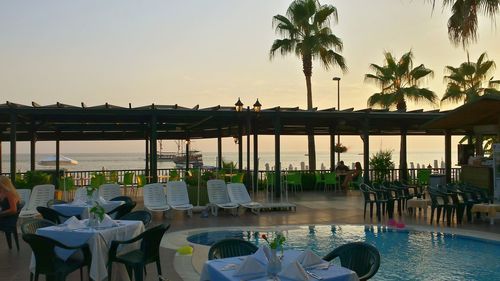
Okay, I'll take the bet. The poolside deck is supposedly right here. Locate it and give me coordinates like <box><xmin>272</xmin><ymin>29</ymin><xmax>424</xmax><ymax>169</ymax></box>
<box><xmin>2</xmin><ymin>191</ymin><xmax>500</xmax><ymax>281</ymax></box>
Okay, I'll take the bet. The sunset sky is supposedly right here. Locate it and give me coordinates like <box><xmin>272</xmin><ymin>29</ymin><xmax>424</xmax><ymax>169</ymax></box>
<box><xmin>0</xmin><ymin>0</ymin><xmax>498</xmax><ymax>156</ymax></box>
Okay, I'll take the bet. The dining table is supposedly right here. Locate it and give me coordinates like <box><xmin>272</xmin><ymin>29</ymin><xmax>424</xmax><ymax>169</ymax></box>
<box><xmin>30</xmin><ymin>219</ymin><xmax>144</xmax><ymax>281</ymax></box>
<box><xmin>200</xmin><ymin>249</ymin><xmax>359</xmax><ymax>281</ymax></box>
<box><xmin>52</xmin><ymin>200</ymin><xmax>124</xmax><ymax>218</ymax></box>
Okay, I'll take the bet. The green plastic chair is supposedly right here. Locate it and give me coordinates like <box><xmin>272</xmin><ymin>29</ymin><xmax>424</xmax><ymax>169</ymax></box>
<box><xmin>119</xmin><ymin>210</ymin><xmax>152</xmax><ymax>227</ymax></box>
<box><xmin>323</xmin><ymin>242</ymin><xmax>380</xmax><ymax>281</ymax></box>
<box><xmin>287</xmin><ymin>172</ymin><xmax>302</xmax><ymax>193</ymax></box>
<box><xmin>324</xmin><ymin>172</ymin><xmax>338</xmax><ymax>191</ymax></box>
<box><xmin>315</xmin><ymin>172</ymin><xmax>326</xmax><ymax>190</ymax></box>
<box><xmin>349</xmin><ymin>174</ymin><xmax>363</xmax><ymax>190</ymax></box>
<box><xmin>108</xmin><ymin>224</ymin><xmax>170</xmax><ymax>281</ymax></box>
<box><xmin>169</xmin><ymin>170</ymin><xmax>180</xmax><ymax>181</ymax></box>
<box><xmin>417</xmin><ymin>169</ymin><xmax>431</xmax><ymax>187</ymax></box>
<box><xmin>36</xmin><ymin>206</ymin><xmax>74</xmax><ymax>224</ymax></box>
<box><xmin>208</xmin><ymin>238</ymin><xmax>258</xmax><ymax>260</ymax></box>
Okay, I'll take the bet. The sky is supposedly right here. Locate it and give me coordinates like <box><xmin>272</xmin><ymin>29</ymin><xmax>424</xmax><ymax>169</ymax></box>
<box><xmin>0</xmin><ymin>0</ymin><xmax>498</xmax><ymax>156</ymax></box>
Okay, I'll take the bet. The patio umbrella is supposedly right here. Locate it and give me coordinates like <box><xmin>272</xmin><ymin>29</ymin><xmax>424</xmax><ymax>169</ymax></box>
<box><xmin>38</xmin><ymin>155</ymin><xmax>78</xmax><ymax>166</ymax></box>
<box><xmin>38</xmin><ymin>155</ymin><xmax>78</xmax><ymax>201</ymax></box>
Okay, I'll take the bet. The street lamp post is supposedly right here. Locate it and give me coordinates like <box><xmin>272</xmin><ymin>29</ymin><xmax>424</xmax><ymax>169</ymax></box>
<box><xmin>332</xmin><ymin>77</ymin><xmax>341</xmax><ymax>162</ymax></box>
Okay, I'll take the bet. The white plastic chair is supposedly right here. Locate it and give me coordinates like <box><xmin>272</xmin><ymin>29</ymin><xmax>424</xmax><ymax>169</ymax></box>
<box><xmin>166</xmin><ymin>181</ymin><xmax>193</xmax><ymax>217</ymax></box>
<box><xmin>207</xmin><ymin>180</ymin><xmax>239</xmax><ymax>216</ymax></box>
<box><xmin>143</xmin><ymin>183</ymin><xmax>170</xmax><ymax>213</ymax></box>
<box><xmin>99</xmin><ymin>183</ymin><xmax>121</xmax><ymax>201</ymax></box>
<box><xmin>19</xmin><ymin>184</ymin><xmax>55</xmax><ymax>218</ymax></box>
<box><xmin>227</xmin><ymin>183</ymin><xmax>262</xmax><ymax>215</ymax></box>
<box><xmin>73</xmin><ymin>187</ymin><xmax>88</xmax><ymax>202</ymax></box>
<box><xmin>16</xmin><ymin>189</ymin><xmax>31</xmax><ymax>207</ymax></box>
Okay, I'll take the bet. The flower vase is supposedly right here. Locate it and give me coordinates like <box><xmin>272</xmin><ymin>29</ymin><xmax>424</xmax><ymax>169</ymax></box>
<box><xmin>267</xmin><ymin>248</ymin><xmax>281</xmax><ymax>279</ymax></box>
<box><xmin>88</xmin><ymin>211</ymin><xmax>98</xmax><ymax>228</ymax></box>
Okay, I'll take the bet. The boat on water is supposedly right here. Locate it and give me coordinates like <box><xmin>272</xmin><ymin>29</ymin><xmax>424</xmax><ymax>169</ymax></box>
<box><xmin>173</xmin><ymin>150</ymin><xmax>203</xmax><ymax>168</ymax></box>
<box><xmin>157</xmin><ymin>140</ymin><xmax>204</xmax><ymax>167</ymax></box>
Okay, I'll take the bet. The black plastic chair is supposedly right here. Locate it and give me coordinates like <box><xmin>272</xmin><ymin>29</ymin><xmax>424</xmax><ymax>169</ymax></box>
<box><xmin>36</xmin><ymin>206</ymin><xmax>75</xmax><ymax>224</ymax></box>
<box><xmin>21</xmin><ymin>219</ymin><xmax>56</xmax><ymax>234</ymax></box>
<box><xmin>323</xmin><ymin>242</ymin><xmax>380</xmax><ymax>281</ymax></box>
<box><xmin>0</xmin><ymin>201</ymin><xmax>24</xmax><ymax>250</ymax></box>
<box><xmin>208</xmin><ymin>238</ymin><xmax>259</xmax><ymax>260</ymax></box>
<box><xmin>23</xmin><ymin>233</ymin><xmax>91</xmax><ymax>281</ymax></box>
<box><xmin>359</xmin><ymin>184</ymin><xmax>377</xmax><ymax>220</ymax></box>
<box><xmin>108</xmin><ymin>223</ymin><xmax>170</xmax><ymax>281</ymax></box>
<box><xmin>107</xmin><ymin>202</ymin><xmax>135</xmax><ymax>219</ymax></box>
<box><xmin>429</xmin><ymin>188</ymin><xmax>456</xmax><ymax>226</ymax></box>
<box><xmin>119</xmin><ymin>210</ymin><xmax>152</xmax><ymax>227</ymax></box>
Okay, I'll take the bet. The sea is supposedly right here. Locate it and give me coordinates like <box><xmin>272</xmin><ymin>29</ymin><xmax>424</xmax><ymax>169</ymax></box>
<box><xmin>0</xmin><ymin>150</ymin><xmax>458</xmax><ymax>172</ymax></box>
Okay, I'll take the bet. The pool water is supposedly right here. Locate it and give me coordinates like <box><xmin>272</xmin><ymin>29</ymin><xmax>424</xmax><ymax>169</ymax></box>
<box><xmin>187</xmin><ymin>225</ymin><xmax>500</xmax><ymax>280</ymax></box>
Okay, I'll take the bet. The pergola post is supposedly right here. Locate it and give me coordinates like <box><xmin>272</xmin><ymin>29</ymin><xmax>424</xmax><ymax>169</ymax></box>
<box><xmin>55</xmin><ymin>136</ymin><xmax>60</xmax><ymax>189</ymax></box>
<box><xmin>362</xmin><ymin>120</ymin><xmax>370</xmax><ymax>183</ymax></box>
<box><xmin>10</xmin><ymin>113</ymin><xmax>17</xmax><ymax>180</ymax></box>
<box><xmin>145</xmin><ymin>138</ymin><xmax>150</xmax><ymax>182</ymax></box>
<box><xmin>238</xmin><ymin>124</ymin><xmax>243</xmax><ymax>171</ymax></box>
<box><xmin>445</xmin><ymin>130</ymin><xmax>452</xmax><ymax>184</ymax></box>
<box><xmin>274</xmin><ymin>116</ymin><xmax>281</xmax><ymax>198</ymax></box>
<box><xmin>246</xmin><ymin>107</ymin><xmax>251</xmax><ymax>188</ymax></box>
<box><xmin>30</xmin><ymin>132</ymin><xmax>36</xmax><ymax>171</ymax></box>
<box><xmin>253</xmin><ymin>120</ymin><xmax>259</xmax><ymax>194</ymax></box>
<box><xmin>329</xmin><ymin>126</ymin><xmax>336</xmax><ymax>171</ymax></box>
<box><xmin>400</xmin><ymin>128</ymin><xmax>408</xmax><ymax>182</ymax></box>
<box><xmin>150</xmin><ymin>115</ymin><xmax>158</xmax><ymax>183</ymax></box>
<box><xmin>217</xmin><ymin>127</ymin><xmax>222</xmax><ymax>170</ymax></box>
<box><xmin>185</xmin><ymin>138</ymin><xmax>190</xmax><ymax>172</ymax></box>
<box><xmin>0</xmin><ymin>139</ymin><xmax>2</xmax><ymax>173</ymax></box>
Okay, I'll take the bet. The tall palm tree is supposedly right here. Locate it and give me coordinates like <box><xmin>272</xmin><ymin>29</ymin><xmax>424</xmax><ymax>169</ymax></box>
<box><xmin>365</xmin><ymin>50</ymin><xmax>437</xmax><ymax>111</ymax></box>
<box><xmin>441</xmin><ymin>52</ymin><xmax>500</xmax><ymax>104</ymax></box>
<box><xmin>431</xmin><ymin>0</ymin><xmax>499</xmax><ymax>47</ymax></box>
<box><xmin>270</xmin><ymin>0</ymin><xmax>347</xmax><ymax>170</ymax></box>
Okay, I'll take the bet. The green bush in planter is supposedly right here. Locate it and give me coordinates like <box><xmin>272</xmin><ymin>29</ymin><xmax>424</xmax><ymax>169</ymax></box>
<box><xmin>370</xmin><ymin>150</ymin><xmax>395</xmax><ymax>183</ymax></box>
<box><xmin>15</xmin><ymin>171</ymin><xmax>52</xmax><ymax>189</ymax></box>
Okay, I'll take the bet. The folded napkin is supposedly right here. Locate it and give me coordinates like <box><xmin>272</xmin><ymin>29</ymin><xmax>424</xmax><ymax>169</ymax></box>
<box><xmin>97</xmin><ymin>214</ymin><xmax>118</xmax><ymax>228</ymax></box>
<box><xmin>233</xmin><ymin>256</ymin><xmax>266</xmax><ymax>278</ymax></box>
<box><xmin>64</xmin><ymin>216</ymin><xmax>86</xmax><ymax>229</ymax></box>
<box><xmin>71</xmin><ymin>198</ymin><xmax>86</xmax><ymax>206</ymax></box>
<box><xmin>279</xmin><ymin>261</ymin><xmax>309</xmax><ymax>281</ymax></box>
<box><xmin>296</xmin><ymin>249</ymin><xmax>324</xmax><ymax>269</ymax></box>
<box><xmin>253</xmin><ymin>245</ymin><xmax>271</xmax><ymax>264</ymax></box>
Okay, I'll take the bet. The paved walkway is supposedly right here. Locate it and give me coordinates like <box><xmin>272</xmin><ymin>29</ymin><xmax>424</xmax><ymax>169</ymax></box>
<box><xmin>2</xmin><ymin>191</ymin><xmax>500</xmax><ymax>281</ymax></box>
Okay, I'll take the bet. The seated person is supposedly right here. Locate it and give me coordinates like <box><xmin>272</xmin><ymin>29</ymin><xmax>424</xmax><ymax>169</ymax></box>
<box><xmin>342</xmin><ymin>162</ymin><xmax>362</xmax><ymax>190</ymax></box>
<box><xmin>335</xmin><ymin>161</ymin><xmax>350</xmax><ymax>173</ymax></box>
<box><xmin>0</xmin><ymin>176</ymin><xmax>20</xmax><ymax>229</ymax></box>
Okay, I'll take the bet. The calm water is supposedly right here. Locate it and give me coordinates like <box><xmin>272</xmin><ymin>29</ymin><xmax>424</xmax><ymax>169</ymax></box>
<box><xmin>187</xmin><ymin>225</ymin><xmax>500</xmax><ymax>281</ymax></box>
<box><xmin>1</xmin><ymin>150</ymin><xmax>457</xmax><ymax>172</ymax></box>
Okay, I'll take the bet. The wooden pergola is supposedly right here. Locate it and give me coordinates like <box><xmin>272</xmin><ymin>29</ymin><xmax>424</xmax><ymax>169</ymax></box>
<box><xmin>0</xmin><ymin>101</ymin><xmax>464</xmax><ymax>194</ymax></box>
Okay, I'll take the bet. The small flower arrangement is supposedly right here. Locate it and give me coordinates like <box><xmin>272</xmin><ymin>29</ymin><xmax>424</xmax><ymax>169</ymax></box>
<box><xmin>261</xmin><ymin>232</ymin><xmax>286</xmax><ymax>250</ymax></box>
<box><xmin>89</xmin><ymin>202</ymin><xmax>105</xmax><ymax>222</ymax></box>
<box><xmin>86</xmin><ymin>185</ymin><xmax>98</xmax><ymax>197</ymax></box>
<box><xmin>334</xmin><ymin>143</ymin><xmax>348</xmax><ymax>153</ymax></box>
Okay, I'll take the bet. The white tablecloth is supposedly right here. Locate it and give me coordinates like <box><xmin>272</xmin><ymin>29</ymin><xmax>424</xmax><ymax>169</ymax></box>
<box><xmin>200</xmin><ymin>249</ymin><xmax>359</xmax><ymax>281</ymax></box>
<box><xmin>52</xmin><ymin>201</ymin><xmax>124</xmax><ymax>218</ymax></box>
<box><xmin>30</xmin><ymin>220</ymin><xmax>144</xmax><ymax>281</ymax></box>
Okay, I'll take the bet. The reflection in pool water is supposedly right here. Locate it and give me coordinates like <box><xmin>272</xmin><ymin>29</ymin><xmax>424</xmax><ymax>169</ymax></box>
<box><xmin>187</xmin><ymin>225</ymin><xmax>500</xmax><ymax>281</ymax></box>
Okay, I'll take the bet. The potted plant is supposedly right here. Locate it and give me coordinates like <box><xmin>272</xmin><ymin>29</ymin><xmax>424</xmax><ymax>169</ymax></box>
<box><xmin>334</xmin><ymin>143</ymin><xmax>348</xmax><ymax>153</ymax></box>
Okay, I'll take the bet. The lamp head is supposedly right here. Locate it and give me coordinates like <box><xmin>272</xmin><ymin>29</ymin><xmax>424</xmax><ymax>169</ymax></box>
<box><xmin>235</xmin><ymin>98</ymin><xmax>243</xmax><ymax>112</ymax></box>
<box><xmin>253</xmin><ymin>99</ymin><xmax>262</xmax><ymax>112</ymax></box>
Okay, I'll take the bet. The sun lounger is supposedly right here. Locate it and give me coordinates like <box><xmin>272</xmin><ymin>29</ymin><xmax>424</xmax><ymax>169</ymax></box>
<box><xmin>143</xmin><ymin>183</ymin><xmax>170</xmax><ymax>214</ymax></box>
<box><xmin>19</xmin><ymin>184</ymin><xmax>55</xmax><ymax>218</ymax></box>
<box><xmin>166</xmin><ymin>181</ymin><xmax>193</xmax><ymax>217</ymax></box>
<box><xmin>207</xmin><ymin>180</ymin><xmax>239</xmax><ymax>216</ymax></box>
<box><xmin>227</xmin><ymin>183</ymin><xmax>262</xmax><ymax>215</ymax></box>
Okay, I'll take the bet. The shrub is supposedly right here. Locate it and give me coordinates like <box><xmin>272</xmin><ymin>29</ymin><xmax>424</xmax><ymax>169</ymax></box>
<box><xmin>370</xmin><ymin>150</ymin><xmax>395</xmax><ymax>183</ymax></box>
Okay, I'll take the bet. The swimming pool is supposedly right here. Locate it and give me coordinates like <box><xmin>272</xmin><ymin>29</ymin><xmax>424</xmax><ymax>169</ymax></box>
<box><xmin>187</xmin><ymin>225</ymin><xmax>500</xmax><ymax>280</ymax></box>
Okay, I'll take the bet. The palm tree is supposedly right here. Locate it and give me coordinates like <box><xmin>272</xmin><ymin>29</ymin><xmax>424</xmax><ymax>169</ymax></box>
<box><xmin>365</xmin><ymin>50</ymin><xmax>437</xmax><ymax>111</ymax></box>
<box><xmin>431</xmin><ymin>0</ymin><xmax>499</xmax><ymax>46</ymax></box>
<box><xmin>270</xmin><ymin>0</ymin><xmax>347</xmax><ymax>170</ymax></box>
<box><xmin>441</xmin><ymin>52</ymin><xmax>500</xmax><ymax>104</ymax></box>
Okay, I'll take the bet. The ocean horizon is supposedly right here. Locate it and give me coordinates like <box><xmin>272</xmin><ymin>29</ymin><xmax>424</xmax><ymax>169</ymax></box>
<box><xmin>1</xmin><ymin>150</ymin><xmax>458</xmax><ymax>172</ymax></box>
